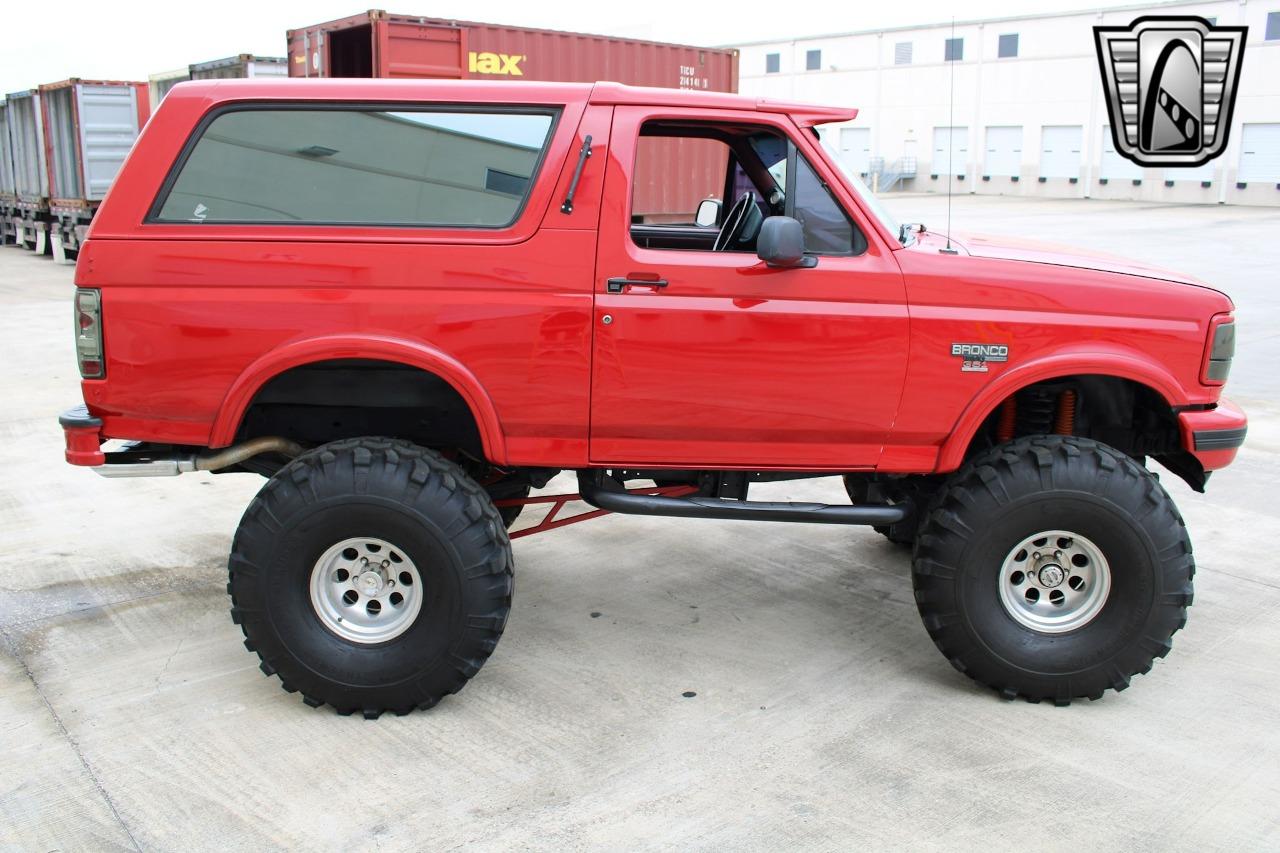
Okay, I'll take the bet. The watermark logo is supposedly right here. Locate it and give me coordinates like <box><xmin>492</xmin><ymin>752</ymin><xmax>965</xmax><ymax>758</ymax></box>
<box><xmin>1094</xmin><ymin>16</ymin><xmax>1246</xmax><ymax>167</ymax></box>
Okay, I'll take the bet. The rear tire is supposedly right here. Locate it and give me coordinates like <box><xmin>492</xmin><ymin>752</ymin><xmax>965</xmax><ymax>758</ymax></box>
<box><xmin>912</xmin><ymin>436</ymin><xmax>1193</xmax><ymax>705</ymax></box>
<box><xmin>228</xmin><ymin>437</ymin><xmax>513</xmax><ymax>717</ymax></box>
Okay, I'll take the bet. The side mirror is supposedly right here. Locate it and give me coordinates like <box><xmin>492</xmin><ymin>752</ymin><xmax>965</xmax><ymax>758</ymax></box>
<box><xmin>756</xmin><ymin>216</ymin><xmax>817</xmax><ymax>268</ymax></box>
<box><xmin>695</xmin><ymin>198</ymin><xmax>722</xmax><ymax>227</ymax></box>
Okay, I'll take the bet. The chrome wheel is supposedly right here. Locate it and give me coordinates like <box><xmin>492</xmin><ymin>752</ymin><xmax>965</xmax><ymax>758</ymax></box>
<box><xmin>309</xmin><ymin>537</ymin><xmax>423</xmax><ymax>644</ymax></box>
<box><xmin>998</xmin><ymin>530</ymin><xmax>1111</xmax><ymax>634</ymax></box>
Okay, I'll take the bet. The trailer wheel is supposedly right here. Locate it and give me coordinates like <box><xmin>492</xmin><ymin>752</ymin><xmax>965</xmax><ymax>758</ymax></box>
<box><xmin>912</xmin><ymin>436</ymin><xmax>1194</xmax><ymax>705</ymax></box>
<box><xmin>228</xmin><ymin>437</ymin><xmax>513</xmax><ymax>717</ymax></box>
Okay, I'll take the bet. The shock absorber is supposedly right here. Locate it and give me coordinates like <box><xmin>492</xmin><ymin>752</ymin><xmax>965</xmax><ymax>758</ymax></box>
<box><xmin>1054</xmin><ymin>389</ymin><xmax>1078</xmax><ymax>435</ymax></box>
<box><xmin>997</xmin><ymin>397</ymin><xmax>1017</xmax><ymax>442</ymax></box>
<box><xmin>1016</xmin><ymin>388</ymin><xmax>1057</xmax><ymax>436</ymax></box>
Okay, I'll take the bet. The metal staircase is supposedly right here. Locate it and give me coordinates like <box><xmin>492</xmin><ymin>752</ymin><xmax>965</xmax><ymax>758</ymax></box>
<box><xmin>867</xmin><ymin>156</ymin><xmax>918</xmax><ymax>192</ymax></box>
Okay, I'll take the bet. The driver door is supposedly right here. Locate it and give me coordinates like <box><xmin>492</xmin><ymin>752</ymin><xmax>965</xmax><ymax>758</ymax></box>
<box><xmin>589</xmin><ymin>105</ymin><xmax>909</xmax><ymax>469</ymax></box>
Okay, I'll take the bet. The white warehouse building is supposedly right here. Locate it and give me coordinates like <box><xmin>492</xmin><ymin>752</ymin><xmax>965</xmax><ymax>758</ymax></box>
<box><xmin>731</xmin><ymin>0</ymin><xmax>1280</xmax><ymax>205</ymax></box>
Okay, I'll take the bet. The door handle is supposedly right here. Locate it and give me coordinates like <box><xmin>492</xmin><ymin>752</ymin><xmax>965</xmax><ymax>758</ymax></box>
<box><xmin>606</xmin><ymin>277</ymin><xmax>669</xmax><ymax>294</ymax></box>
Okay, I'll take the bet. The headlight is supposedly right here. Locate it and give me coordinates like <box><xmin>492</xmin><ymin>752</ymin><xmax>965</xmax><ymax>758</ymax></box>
<box><xmin>1202</xmin><ymin>313</ymin><xmax>1234</xmax><ymax>385</ymax></box>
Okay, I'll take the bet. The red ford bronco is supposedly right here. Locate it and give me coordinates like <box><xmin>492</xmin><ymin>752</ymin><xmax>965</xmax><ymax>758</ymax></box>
<box><xmin>60</xmin><ymin>79</ymin><xmax>1246</xmax><ymax>716</ymax></box>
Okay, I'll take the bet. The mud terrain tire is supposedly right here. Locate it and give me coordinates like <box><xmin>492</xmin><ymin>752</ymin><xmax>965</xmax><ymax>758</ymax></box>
<box><xmin>228</xmin><ymin>437</ymin><xmax>513</xmax><ymax>717</ymax></box>
<box><xmin>912</xmin><ymin>436</ymin><xmax>1194</xmax><ymax>705</ymax></box>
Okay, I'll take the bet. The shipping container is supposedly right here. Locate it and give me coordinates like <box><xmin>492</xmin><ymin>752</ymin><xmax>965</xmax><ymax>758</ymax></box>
<box><xmin>0</xmin><ymin>100</ymin><xmax>16</xmax><ymax>243</ymax></box>
<box><xmin>39</xmin><ymin>79</ymin><xmax>149</xmax><ymax>260</ymax></box>
<box><xmin>189</xmin><ymin>54</ymin><xmax>288</xmax><ymax>81</ymax></box>
<box><xmin>5</xmin><ymin>89</ymin><xmax>50</xmax><ymax>251</ymax></box>
<box><xmin>149</xmin><ymin>68</ymin><xmax>190</xmax><ymax>107</ymax></box>
<box><xmin>287</xmin><ymin>11</ymin><xmax>737</xmax><ymax>88</ymax></box>
<box><xmin>286</xmin><ymin>10</ymin><xmax>739</xmax><ymax>219</ymax></box>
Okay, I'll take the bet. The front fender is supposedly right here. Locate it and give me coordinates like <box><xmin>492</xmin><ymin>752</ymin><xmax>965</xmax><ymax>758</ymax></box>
<box><xmin>935</xmin><ymin>346</ymin><xmax>1189</xmax><ymax>472</ymax></box>
<box><xmin>208</xmin><ymin>334</ymin><xmax>508</xmax><ymax>463</ymax></box>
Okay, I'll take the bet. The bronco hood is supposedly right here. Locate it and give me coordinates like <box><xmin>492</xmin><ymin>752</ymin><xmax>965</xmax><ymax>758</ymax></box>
<box><xmin>948</xmin><ymin>231</ymin><xmax>1209</xmax><ymax>288</ymax></box>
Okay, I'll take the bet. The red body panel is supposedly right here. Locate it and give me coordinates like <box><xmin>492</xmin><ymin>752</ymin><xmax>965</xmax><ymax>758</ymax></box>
<box><xmin>69</xmin><ymin>79</ymin><xmax>1243</xmax><ymax>478</ymax></box>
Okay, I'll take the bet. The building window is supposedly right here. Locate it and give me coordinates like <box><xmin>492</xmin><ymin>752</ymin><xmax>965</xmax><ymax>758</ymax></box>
<box><xmin>894</xmin><ymin>42</ymin><xmax>912</xmax><ymax>64</ymax></box>
<box><xmin>1267</xmin><ymin>11</ymin><xmax>1280</xmax><ymax>40</ymax></box>
<box><xmin>806</xmin><ymin>49</ymin><xmax>822</xmax><ymax>70</ymax></box>
<box><xmin>945</xmin><ymin>37</ymin><xmax>964</xmax><ymax>61</ymax></box>
<box><xmin>998</xmin><ymin>33</ymin><xmax>1019</xmax><ymax>58</ymax></box>
<box><xmin>765</xmin><ymin>53</ymin><xmax>780</xmax><ymax>73</ymax></box>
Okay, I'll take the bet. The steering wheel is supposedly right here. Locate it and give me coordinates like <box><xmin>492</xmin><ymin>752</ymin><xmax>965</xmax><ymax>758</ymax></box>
<box><xmin>713</xmin><ymin>191</ymin><xmax>760</xmax><ymax>252</ymax></box>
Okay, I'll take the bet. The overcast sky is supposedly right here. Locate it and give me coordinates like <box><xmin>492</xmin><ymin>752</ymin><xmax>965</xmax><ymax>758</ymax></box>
<box><xmin>4</xmin><ymin>0</ymin><xmax>1147</xmax><ymax>93</ymax></box>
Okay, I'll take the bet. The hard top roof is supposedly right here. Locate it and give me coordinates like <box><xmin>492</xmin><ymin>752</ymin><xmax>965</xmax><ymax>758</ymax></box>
<box><xmin>163</xmin><ymin>78</ymin><xmax>858</xmax><ymax>124</ymax></box>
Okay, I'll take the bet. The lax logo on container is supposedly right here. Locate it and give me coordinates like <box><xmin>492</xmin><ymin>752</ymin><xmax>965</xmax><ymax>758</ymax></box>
<box><xmin>1094</xmin><ymin>16</ymin><xmax>1246</xmax><ymax>168</ymax></box>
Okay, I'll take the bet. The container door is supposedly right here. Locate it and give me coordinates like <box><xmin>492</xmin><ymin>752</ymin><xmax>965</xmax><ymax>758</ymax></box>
<box><xmin>9</xmin><ymin>94</ymin><xmax>48</xmax><ymax>200</ymax></box>
<box><xmin>0</xmin><ymin>106</ymin><xmax>14</xmax><ymax>197</ymax></box>
<box><xmin>375</xmin><ymin>21</ymin><xmax>464</xmax><ymax>79</ymax></box>
<box><xmin>75</xmin><ymin>84</ymin><xmax>142</xmax><ymax>202</ymax></box>
<box><xmin>44</xmin><ymin>87</ymin><xmax>82</xmax><ymax>200</ymax></box>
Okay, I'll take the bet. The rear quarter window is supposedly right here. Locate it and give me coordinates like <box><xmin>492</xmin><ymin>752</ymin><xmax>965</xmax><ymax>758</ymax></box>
<box><xmin>152</xmin><ymin>106</ymin><xmax>558</xmax><ymax>228</ymax></box>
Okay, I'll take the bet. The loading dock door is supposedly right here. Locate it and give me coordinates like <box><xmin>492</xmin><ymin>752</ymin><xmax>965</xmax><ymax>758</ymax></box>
<box><xmin>983</xmin><ymin>126</ymin><xmax>1021</xmax><ymax>177</ymax></box>
<box><xmin>1039</xmin><ymin>125</ymin><xmax>1082</xmax><ymax>179</ymax></box>
<box><xmin>1238</xmin><ymin>123</ymin><xmax>1280</xmax><ymax>183</ymax></box>
<box><xmin>932</xmin><ymin>126</ymin><xmax>968</xmax><ymax>175</ymax></box>
<box><xmin>839</xmin><ymin>127</ymin><xmax>871</xmax><ymax>176</ymax></box>
<box><xmin>1099</xmin><ymin>125</ymin><xmax>1144</xmax><ymax>181</ymax></box>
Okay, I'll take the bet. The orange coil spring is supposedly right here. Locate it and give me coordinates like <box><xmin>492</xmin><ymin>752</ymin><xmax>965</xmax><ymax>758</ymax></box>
<box><xmin>1054</xmin><ymin>390</ymin><xmax>1078</xmax><ymax>435</ymax></box>
<box><xmin>997</xmin><ymin>398</ymin><xmax>1017</xmax><ymax>442</ymax></box>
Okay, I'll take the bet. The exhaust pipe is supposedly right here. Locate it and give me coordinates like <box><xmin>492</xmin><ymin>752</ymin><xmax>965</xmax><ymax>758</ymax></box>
<box><xmin>93</xmin><ymin>436</ymin><xmax>306</xmax><ymax>478</ymax></box>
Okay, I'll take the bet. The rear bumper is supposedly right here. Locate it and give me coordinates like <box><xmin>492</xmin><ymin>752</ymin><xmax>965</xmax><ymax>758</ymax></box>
<box><xmin>59</xmin><ymin>404</ymin><xmax>106</xmax><ymax>466</ymax></box>
<box><xmin>1178</xmin><ymin>397</ymin><xmax>1247</xmax><ymax>471</ymax></box>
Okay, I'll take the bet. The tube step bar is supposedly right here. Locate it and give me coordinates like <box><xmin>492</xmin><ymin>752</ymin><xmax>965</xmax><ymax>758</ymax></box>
<box><xmin>577</xmin><ymin>473</ymin><xmax>908</xmax><ymax>526</ymax></box>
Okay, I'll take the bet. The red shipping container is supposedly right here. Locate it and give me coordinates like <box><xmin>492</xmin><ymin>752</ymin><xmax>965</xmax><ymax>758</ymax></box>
<box><xmin>285</xmin><ymin>10</ymin><xmax>738</xmax><ymax>218</ymax></box>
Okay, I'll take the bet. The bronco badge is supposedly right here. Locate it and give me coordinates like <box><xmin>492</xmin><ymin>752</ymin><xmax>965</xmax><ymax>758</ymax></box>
<box><xmin>951</xmin><ymin>342</ymin><xmax>1009</xmax><ymax>373</ymax></box>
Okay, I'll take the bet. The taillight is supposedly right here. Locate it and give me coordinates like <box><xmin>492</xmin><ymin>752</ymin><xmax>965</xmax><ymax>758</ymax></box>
<box><xmin>74</xmin><ymin>288</ymin><xmax>104</xmax><ymax>379</ymax></box>
<box><xmin>1202</xmin><ymin>314</ymin><xmax>1235</xmax><ymax>385</ymax></box>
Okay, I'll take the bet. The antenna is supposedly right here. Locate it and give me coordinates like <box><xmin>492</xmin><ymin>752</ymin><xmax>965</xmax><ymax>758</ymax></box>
<box><xmin>941</xmin><ymin>17</ymin><xmax>959</xmax><ymax>255</ymax></box>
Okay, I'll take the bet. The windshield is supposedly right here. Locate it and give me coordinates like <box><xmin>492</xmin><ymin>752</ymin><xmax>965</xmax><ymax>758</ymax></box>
<box><xmin>818</xmin><ymin>136</ymin><xmax>903</xmax><ymax>243</ymax></box>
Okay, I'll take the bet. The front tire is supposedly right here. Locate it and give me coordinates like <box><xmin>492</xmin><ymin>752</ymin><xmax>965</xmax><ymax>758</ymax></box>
<box><xmin>228</xmin><ymin>437</ymin><xmax>513</xmax><ymax>717</ymax></box>
<box><xmin>912</xmin><ymin>436</ymin><xmax>1194</xmax><ymax>704</ymax></box>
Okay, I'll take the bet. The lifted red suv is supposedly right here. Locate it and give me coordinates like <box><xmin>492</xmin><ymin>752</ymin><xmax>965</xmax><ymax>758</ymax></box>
<box><xmin>61</xmin><ymin>79</ymin><xmax>1245</xmax><ymax>715</ymax></box>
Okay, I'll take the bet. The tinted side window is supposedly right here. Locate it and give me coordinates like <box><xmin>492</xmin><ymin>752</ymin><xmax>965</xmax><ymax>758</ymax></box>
<box><xmin>155</xmin><ymin>108</ymin><xmax>556</xmax><ymax>227</ymax></box>
<box><xmin>793</xmin><ymin>154</ymin><xmax>863</xmax><ymax>255</ymax></box>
